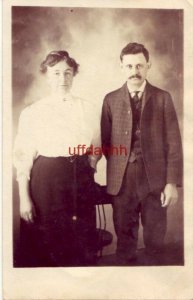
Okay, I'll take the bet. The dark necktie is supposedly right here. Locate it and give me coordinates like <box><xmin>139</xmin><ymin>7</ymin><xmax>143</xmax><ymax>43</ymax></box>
<box><xmin>131</xmin><ymin>91</ymin><xmax>142</xmax><ymax>134</ymax></box>
<box><xmin>128</xmin><ymin>91</ymin><xmax>142</xmax><ymax>163</ymax></box>
<box><xmin>132</xmin><ymin>91</ymin><xmax>140</xmax><ymax>108</ymax></box>
<box><xmin>132</xmin><ymin>91</ymin><xmax>141</xmax><ymax>117</ymax></box>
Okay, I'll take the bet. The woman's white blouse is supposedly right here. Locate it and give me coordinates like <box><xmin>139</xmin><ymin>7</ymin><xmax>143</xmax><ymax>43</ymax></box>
<box><xmin>13</xmin><ymin>94</ymin><xmax>101</xmax><ymax>180</ymax></box>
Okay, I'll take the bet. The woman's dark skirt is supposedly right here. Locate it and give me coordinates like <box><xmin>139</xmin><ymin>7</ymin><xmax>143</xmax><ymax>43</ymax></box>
<box><xmin>20</xmin><ymin>154</ymin><xmax>97</xmax><ymax>267</ymax></box>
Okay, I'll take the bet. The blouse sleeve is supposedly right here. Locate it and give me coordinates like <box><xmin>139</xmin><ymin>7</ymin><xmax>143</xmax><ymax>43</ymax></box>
<box><xmin>89</xmin><ymin>103</ymin><xmax>102</xmax><ymax>163</ymax></box>
<box><xmin>13</xmin><ymin>107</ymin><xmax>38</xmax><ymax>181</ymax></box>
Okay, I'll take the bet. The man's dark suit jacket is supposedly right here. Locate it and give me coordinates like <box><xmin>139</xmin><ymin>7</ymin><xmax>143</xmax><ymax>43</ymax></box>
<box><xmin>101</xmin><ymin>81</ymin><xmax>183</xmax><ymax>196</ymax></box>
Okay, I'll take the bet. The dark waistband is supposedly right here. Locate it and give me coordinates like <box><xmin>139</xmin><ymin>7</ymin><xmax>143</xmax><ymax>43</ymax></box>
<box><xmin>38</xmin><ymin>154</ymin><xmax>88</xmax><ymax>164</ymax></box>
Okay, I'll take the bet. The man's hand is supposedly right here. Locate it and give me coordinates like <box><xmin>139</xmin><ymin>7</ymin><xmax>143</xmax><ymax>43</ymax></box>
<box><xmin>88</xmin><ymin>156</ymin><xmax>97</xmax><ymax>172</ymax></box>
<box><xmin>160</xmin><ymin>183</ymin><xmax>178</xmax><ymax>207</ymax></box>
<box><xmin>20</xmin><ymin>196</ymin><xmax>36</xmax><ymax>223</ymax></box>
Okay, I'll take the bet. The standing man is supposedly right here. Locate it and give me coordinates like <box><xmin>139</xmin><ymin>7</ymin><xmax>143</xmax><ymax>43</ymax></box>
<box><xmin>101</xmin><ymin>43</ymin><xmax>182</xmax><ymax>265</ymax></box>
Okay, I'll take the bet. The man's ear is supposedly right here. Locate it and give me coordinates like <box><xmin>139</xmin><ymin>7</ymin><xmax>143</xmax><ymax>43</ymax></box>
<box><xmin>147</xmin><ymin>61</ymin><xmax>151</xmax><ymax>69</ymax></box>
<box><xmin>120</xmin><ymin>61</ymin><xmax>124</xmax><ymax>71</ymax></box>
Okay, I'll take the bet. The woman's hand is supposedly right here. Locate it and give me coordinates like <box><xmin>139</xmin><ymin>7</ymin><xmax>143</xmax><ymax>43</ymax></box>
<box><xmin>20</xmin><ymin>195</ymin><xmax>36</xmax><ymax>223</ymax></box>
<box><xmin>18</xmin><ymin>176</ymin><xmax>36</xmax><ymax>223</ymax></box>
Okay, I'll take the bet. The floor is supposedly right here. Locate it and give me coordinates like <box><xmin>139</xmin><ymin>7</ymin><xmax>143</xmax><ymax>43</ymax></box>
<box><xmin>97</xmin><ymin>243</ymin><xmax>184</xmax><ymax>267</ymax></box>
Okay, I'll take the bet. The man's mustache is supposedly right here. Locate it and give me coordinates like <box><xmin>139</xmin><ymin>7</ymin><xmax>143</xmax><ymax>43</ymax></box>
<box><xmin>129</xmin><ymin>75</ymin><xmax>142</xmax><ymax>79</ymax></box>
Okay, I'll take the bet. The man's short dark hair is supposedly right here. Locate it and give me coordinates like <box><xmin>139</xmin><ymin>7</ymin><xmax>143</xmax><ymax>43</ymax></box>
<box><xmin>120</xmin><ymin>43</ymin><xmax>149</xmax><ymax>62</ymax></box>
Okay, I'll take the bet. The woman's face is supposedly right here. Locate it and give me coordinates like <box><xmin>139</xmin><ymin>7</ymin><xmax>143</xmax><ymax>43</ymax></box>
<box><xmin>46</xmin><ymin>60</ymin><xmax>74</xmax><ymax>94</ymax></box>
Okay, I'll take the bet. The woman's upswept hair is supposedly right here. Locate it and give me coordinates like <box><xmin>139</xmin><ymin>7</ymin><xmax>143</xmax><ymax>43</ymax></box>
<box><xmin>40</xmin><ymin>50</ymin><xmax>79</xmax><ymax>75</ymax></box>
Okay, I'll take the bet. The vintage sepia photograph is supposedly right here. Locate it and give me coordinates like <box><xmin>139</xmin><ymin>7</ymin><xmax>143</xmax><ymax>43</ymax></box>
<box><xmin>3</xmin><ymin>0</ymin><xmax>193</xmax><ymax>299</ymax></box>
<box><xmin>12</xmin><ymin>5</ymin><xmax>183</xmax><ymax>268</ymax></box>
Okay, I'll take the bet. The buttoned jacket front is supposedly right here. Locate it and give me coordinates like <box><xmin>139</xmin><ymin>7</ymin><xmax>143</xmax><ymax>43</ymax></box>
<box><xmin>101</xmin><ymin>81</ymin><xmax>183</xmax><ymax>195</ymax></box>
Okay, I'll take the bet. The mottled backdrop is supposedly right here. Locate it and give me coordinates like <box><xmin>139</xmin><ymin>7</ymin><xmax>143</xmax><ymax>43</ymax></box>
<box><xmin>12</xmin><ymin>7</ymin><xmax>183</xmax><ymax>263</ymax></box>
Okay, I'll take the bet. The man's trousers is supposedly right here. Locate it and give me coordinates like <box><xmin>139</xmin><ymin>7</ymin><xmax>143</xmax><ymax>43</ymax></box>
<box><xmin>112</xmin><ymin>158</ymin><xmax>167</xmax><ymax>263</ymax></box>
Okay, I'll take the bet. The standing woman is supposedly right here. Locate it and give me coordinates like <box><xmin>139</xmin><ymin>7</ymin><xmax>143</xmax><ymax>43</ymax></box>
<box><xmin>14</xmin><ymin>50</ymin><xmax>101</xmax><ymax>266</ymax></box>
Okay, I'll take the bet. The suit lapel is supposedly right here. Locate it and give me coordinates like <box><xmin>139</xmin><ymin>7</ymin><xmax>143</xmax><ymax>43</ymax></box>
<box><xmin>120</xmin><ymin>81</ymin><xmax>154</xmax><ymax>111</ymax></box>
<box><xmin>120</xmin><ymin>82</ymin><xmax>131</xmax><ymax>108</ymax></box>
<box><xmin>117</xmin><ymin>81</ymin><xmax>155</xmax><ymax>124</ymax></box>
<box><xmin>141</xmin><ymin>81</ymin><xmax>154</xmax><ymax>112</ymax></box>
<box><xmin>117</xmin><ymin>83</ymin><xmax>132</xmax><ymax>132</ymax></box>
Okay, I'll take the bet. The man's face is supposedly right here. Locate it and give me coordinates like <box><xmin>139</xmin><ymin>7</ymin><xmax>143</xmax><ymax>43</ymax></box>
<box><xmin>47</xmin><ymin>60</ymin><xmax>74</xmax><ymax>94</ymax></box>
<box><xmin>121</xmin><ymin>53</ymin><xmax>151</xmax><ymax>89</ymax></box>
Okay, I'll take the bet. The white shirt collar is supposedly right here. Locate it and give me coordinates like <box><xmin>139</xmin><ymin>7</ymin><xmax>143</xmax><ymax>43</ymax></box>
<box><xmin>127</xmin><ymin>80</ymin><xmax>147</xmax><ymax>94</ymax></box>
